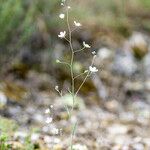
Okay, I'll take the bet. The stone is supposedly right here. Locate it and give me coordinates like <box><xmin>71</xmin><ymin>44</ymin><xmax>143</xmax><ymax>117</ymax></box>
<box><xmin>98</xmin><ymin>47</ymin><xmax>113</xmax><ymax>60</ymax></box>
<box><xmin>31</xmin><ymin>133</ymin><xmax>40</xmax><ymax>142</ymax></box>
<box><xmin>72</xmin><ymin>144</ymin><xmax>88</xmax><ymax>150</ymax></box>
<box><xmin>144</xmin><ymin>52</ymin><xmax>150</xmax><ymax>77</ymax></box>
<box><xmin>14</xmin><ymin>131</ymin><xmax>28</xmax><ymax>141</ymax></box>
<box><xmin>113</xmin><ymin>50</ymin><xmax>137</xmax><ymax>76</ymax></box>
<box><xmin>0</xmin><ymin>91</ymin><xmax>7</xmax><ymax>108</ymax></box>
<box><xmin>129</xmin><ymin>32</ymin><xmax>148</xmax><ymax>60</ymax></box>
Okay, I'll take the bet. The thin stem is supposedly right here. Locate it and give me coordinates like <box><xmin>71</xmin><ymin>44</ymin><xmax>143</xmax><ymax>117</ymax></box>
<box><xmin>66</xmin><ymin>6</ymin><xmax>75</xmax><ymax>112</ymax></box>
<box><xmin>57</xmin><ymin>90</ymin><xmax>71</xmax><ymax>118</ymax></box>
<box><xmin>70</xmin><ymin>122</ymin><xmax>77</xmax><ymax>150</ymax></box>
<box><xmin>75</xmin><ymin>56</ymin><xmax>96</xmax><ymax>96</ymax></box>
<box><xmin>74</xmin><ymin>46</ymin><xmax>85</xmax><ymax>53</ymax></box>
<box><xmin>58</xmin><ymin>61</ymin><xmax>71</xmax><ymax>67</ymax></box>
<box><xmin>75</xmin><ymin>70</ymin><xmax>90</xmax><ymax>96</ymax></box>
<box><xmin>73</xmin><ymin>71</ymin><xmax>88</xmax><ymax>80</ymax></box>
<box><xmin>66</xmin><ymin>3</ymin><xmax>76</xmax><ymax>149</ymax></box>
<box><xmin>64</xmin><ymin>37</ymin><xmax>70</xmax><ymax>42</ymax></box>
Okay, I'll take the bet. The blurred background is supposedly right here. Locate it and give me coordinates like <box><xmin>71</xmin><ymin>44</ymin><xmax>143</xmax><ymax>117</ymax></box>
<box><xmin>0</xmin><ymin>0</ymin><xmax>150</xmax><ymax>149</ymax></box>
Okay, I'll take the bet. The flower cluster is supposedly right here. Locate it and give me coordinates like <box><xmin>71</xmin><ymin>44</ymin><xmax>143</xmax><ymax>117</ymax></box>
<box><xmin>44</xmin><ymin>105</ymin><xmax>61</xmax><ymax>136</ymax></box>
<box><xmin>55</xmin><ymin>0</ymin><xmax>99</xmax><ymax>148</ymax></box>
<box><xmin>58</xmin><ymin>1</ymin><xmax>98</xmax><ymax>73</ymax></box>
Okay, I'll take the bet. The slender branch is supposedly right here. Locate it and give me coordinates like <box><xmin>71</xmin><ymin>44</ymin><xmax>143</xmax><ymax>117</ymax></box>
<box><xmin>75</xmin><ymin>71</ymin><xmax>90</xmax><ymax>96</ymax></box>
<box><xmin>64</xmin><ymin>37</ymin><xmax>70</xmax><ymax>42</ymax></box>
<box><xmin>73</xmin><ymin>71</ymin><xmax>88</xmax><ymax>80</ymax></box>
<box><xmin>75</xmin><ymin>56</ymin><xmax>96</xmax><ymax>96</ymax></box>
<box><xmin>74</xmin><ymin>46</ymin><xmax>85</xmax><ymax>53</ymax></box>
<box><xmin>58</xmin><ymin>61</ymin><xmax>71</xmax><ymax>67</ymax></box>
<box><xmin>66</xmin><ymin>5</ymin><xmax>75</xmax><ymax>112</ymax></box>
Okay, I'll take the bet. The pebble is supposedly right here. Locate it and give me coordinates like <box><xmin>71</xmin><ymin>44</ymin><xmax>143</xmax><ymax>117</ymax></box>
<box><xmin>0</xmin><ymin>91</ymin><xmax>7</xmax><ymax>108</ymax></box>
<box><xmin>113</xmin><ymin>50</ymin><xmax>137</xmax><ymax>76</ymax></box>
<box><xmin>14</xmin><ymin>131</ymin><xmax>28</xmax><ymax>141</ymax></box>
<box><xmin>31</xmin><ymin>133</ymin><xmax>40</xmax><ymax>142</ymax></box>
<box><xmin>98</xmin><ymin>47</ymin><xmax>113</xmax><ymax>60</ymax></box>
<box><xmin>72</xmin><ymin>144</ymin><xmax>88</xmax><ymax>150</ymax></box>
<box><xmin>129</xmin><ymin>32</ymin><xmax>148</xmax><ymax>59</ymax></box>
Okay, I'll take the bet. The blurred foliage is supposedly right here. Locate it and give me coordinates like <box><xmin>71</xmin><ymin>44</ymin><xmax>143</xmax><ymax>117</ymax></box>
<box><xmin>0</xmin><ymin>134</ymin><xmax>11</xmax><ymax>150</ymax></box>
<box><xmin>0</xmin><ymin>0</ymin><xmax>150</xmax><ymax>54</ymax></box>
<box><xmin>0</xmin><ymin>0</ymin><xmax>59</xmax><ymax>48</ymax></box>
<box><xmin>0</xmin><ymin>117</ymin><xmax>18</xmax><ymax>133</ymax></box>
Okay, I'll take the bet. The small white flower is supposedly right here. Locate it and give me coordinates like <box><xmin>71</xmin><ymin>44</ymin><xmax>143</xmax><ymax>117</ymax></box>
<box><xmin>50</xmin><ymin>105</ymin><xmax>53</xmax><ymax>108</ymax></box>
<box><xmin>84</xmin><ymin>70</ymin><xmax>88</xmax><ymax>73</ymax></box>
<box><xmin>59</xmin><ymin>13</ymin><xmax>65</xmax><ymax>19</ymax></box>
<box><xmin>83</xmin><ymin>41</ymin><xmax>91</xmax><ymax>48</ymax></box>
<box><xmin>52</xmin><ymin>128</ymin><xmax>59</xmax><ymax>135</ymax></box>
<box><xmin>92</xmin><ymin>51</ymin><xmax>96</xmax><ymax>55</ymax></box>
<box><xmin>74</xmin><ymin>21</ymin><xmax>82</xmax><ymax>27</ymax></box>
<box><xmin>45</xmin><ymin>108</ymin><xmax>50</xmax><ymax>114</ymax></box>
<box><xmin>46</xmin><ymin>117</ymin><xmax>53</xmax><ymax>124</ymax></box>
<box><xmin>67</xmin><ymin>6</ymin><xmax>71</xmax><ymax>9</ymax></box>
<box><xmin>55</xmin><ymin>85</ymin><xmax>59</xmax><ymax>92</ymax></box>
<box><xmin>61</xmin><ymin>3</ymin><xmax>64</xmax><ymax>6</ymax></box>
<box><xmin>56</xmin><ymin>59</ymin><xmax>60</xmax><ymax>63</ymax></box>
<box><xmin>58</xmin><ymin>31</ymin><xmax>66</xmax><ymax>38</ymax></box>
<box><xmin>53</xmin><ymin>138</ymin><xmax>61</xmax><ymax>144</ymax></box>
<box><xmin>89</xmin><ymin>66</ymin><xmax>98</xmax><ymax>73</ymax></box>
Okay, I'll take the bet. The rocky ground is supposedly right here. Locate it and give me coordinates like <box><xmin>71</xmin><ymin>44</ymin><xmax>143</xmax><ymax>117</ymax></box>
<box><xmin>0</xmin><ymin>32</ymin><xmax>150</xmax><ymax>150</ymax></box>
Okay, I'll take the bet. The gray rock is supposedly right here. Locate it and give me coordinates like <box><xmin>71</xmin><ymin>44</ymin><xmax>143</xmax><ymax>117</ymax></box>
<box><xmin>14</xmin><ymin>131</ymin><xmax>28</xmax><ymax>142</ymax></box>
<box><xmin>112</xmin><ymin>50</ymin><xmax>137</xmax><ymax>76</ymax></box>
<box><xmin>98</xmin><ymin>47</ymin><xmax>113</xmax><ymax>60</ymax></box>
<box><xmin>0</xmin><ymin>91</ymin><xmax>7</xmax><ymax>108</ymax></box>
<box><xmin>144</xmin><ymin>52</ymin><xmax>150</xmax><ymax>77</ymax></box>
<box><xmin>129</xmin><ymin>32</ymin><xmax>148</xmax><ymax>59</ymax></box>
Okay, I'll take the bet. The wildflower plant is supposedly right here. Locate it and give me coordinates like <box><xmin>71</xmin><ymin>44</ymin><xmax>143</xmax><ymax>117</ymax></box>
<box><xmin>47</xmin><ymin>0</ymin><xmax>98</xmax><ymax>149</ymax></box>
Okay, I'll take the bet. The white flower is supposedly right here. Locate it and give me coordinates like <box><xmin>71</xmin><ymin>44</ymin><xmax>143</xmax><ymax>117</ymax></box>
<box><xmin>72</xmin><ymin>144</ymin><xmax>88</xmax><ymax>150</ymax></box>
<box><xmin>67</xmin><ymin>6</ymin><xmax>71</xmax><ymax>9</ymax></box>
<box><xmin>61</xmin><ymin>0</ymin><xmax>66</xmax><ymax>6</ymax></box>
<box><xmin>52</xmin><ymin>128</ymin><xmax>59</xmax><ymax>135</ymax></box>
<box><xmin>83</xmin><ymin>41</ymin><xmax>91</xmax><ymax>48</ymax></box>
<box><xmin>89</xmin><ymin>66</ymin><xmax>98</xmax><ymax>73</ymax></box>
<box><xmin>45</xmin><ymin>117</ymin><xmax>53</xmax><ymax>124</ymax></box>
<box><xmin>55</xmin><ymin>86</ymin><xmax>59</xmax><ymax>92</ymax></box>
<box><xmin>50</xmin><ymin>105</ymin><xmax>53</xmax><ymax>108</ymax></box>
<box><xmin>58</xmin><ymin>31</ymin><xmax>66</xmax><ymax>38</ymax></box>
<box><xmin>59</xmin><ymin>13</ymin><xmax>65</xmax><ymax>19</ymax></box>
<box><xmin>45</xmin><ymin>108</ymin><xmax>50</xmax><ymax>114</ymax></box>
<box><xmin>92</xmin><ymin>51</ymin><xmax>96</xmax><ymax>55</ymax></box>
<box><xmin>74</xmin><ymin>21</ymin><xmax>82</xmax><ymax>27</ymax></box>
<box><xmin>84</xmin><ymin>70</ymin><xmax>88</xmax><ymax>73</ymax></box>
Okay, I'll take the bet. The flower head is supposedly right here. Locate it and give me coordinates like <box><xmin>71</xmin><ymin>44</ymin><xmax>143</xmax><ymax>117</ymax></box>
<box><xmin>50</xmin><ymin>105</ymin><xmax>53</xmax><ymax>108</ymax></box>
<box><xmin>67</xmin><ymin>6</ymin><xmax>71</xmax><ymax>9</ymax></box>
<box><xmin>58</xmin><ymin>31</ymin><xmax>66</xmax><ymax>38</ymax></box>
<box><xmin>45</xmin><ymin>117</ymin><xmax>53</xmax><ymax>124</ymax></box>
<box><xmin>83</xmin><ymin>41</ymin><xmax>91</xmax><ymax>48</ymax></box>
<box><xmin>89</xmin><ymin>66</ymin><xmax>98</xmax><ymax>73</ymax></box>
<box><xmin>61</xmin><ymin>0</ymin><xmax>66</xmax><ymax>6</ymax></box>
<box><xmin>74</xmin><ymin>21</ymin><xmax>82</xmax><ymax>27</ymax></box>
<box><xmin>45</xmin><ymin>108</ymin><xmax>50</xmax><ymax>114</ymax></box>
<box><xmin>55</xmin><ymin>85</ymin><xmax>59</xmax><ymax>92</ymax></box>
<box><xmin>52</xmin><ymin>127</ymin><xmax>59</xmax><ymax>135</ymax></box>
<box><xmin>92</xmin><ymin>51</ymin><xmax>96</xmax><ymax>55</ymax></box>
<box><xmin>59</xmin><ymin>13</ymin><xmax>65</xmax><ymax>19</ymax></box>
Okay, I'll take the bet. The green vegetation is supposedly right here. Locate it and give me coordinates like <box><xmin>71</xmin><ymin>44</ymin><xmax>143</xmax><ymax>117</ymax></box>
<box><xmin>0</xmin><ymin>134</ymin><xmax>11</xmax><ymax>150</ymax></box>
<box><xmin>0</xmin><ymin>0</ymin><xmax>59</xmax><ymax>48</ymax></box>
<box><xmin>0</xmin><ymin>117</ymin><xmax>18</xmax><ymax>133</ymax></box>
<box><xmin>0</xmin><ymin>0</ymin><xmax>149</xmax><ymax>50</ymax></box>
